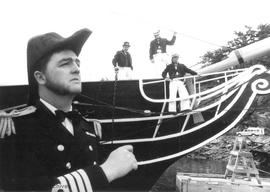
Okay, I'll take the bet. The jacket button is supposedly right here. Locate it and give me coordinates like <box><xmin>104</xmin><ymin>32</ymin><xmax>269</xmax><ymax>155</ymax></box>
<box><xmin>66</xmin><ymin>162</ymin><xmax>71</xmax><ymax>169</ymax></box>
<box><xmin>89</xmin><ymin>145</ymin><xmax>93</xmax><ymax>151</ymax></box>
<box><xmin>93</xmin><ymin>161</ymin><xmax>97</xmax><ymax>165</ymax></box>
<box><xmin>57</xmin><ymin>144</ymin><xmax>64</xmax><ymax>151</ymax></box>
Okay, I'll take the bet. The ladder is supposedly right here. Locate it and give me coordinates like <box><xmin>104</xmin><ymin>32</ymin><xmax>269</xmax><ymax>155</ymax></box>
<box><xmin>224</xmin><ymin>136</ymin><xmax>261</xmax><ymax>185</ymax></box>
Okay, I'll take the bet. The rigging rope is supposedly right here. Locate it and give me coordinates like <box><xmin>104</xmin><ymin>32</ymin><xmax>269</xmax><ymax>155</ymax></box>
<box><xmin>111</xmin><ymin>69</ymin><xmax>118</xmax><ymax>143</ymax></box>
<box><xmin>111</xmin><ymin>11</ymin><xmax>228</xmax><ymax>49</ymax></box>
<box><xmin>99</xmin><ymin>116</ymin><xmax>176</xmax><ymax>144</ymax></box>
<box><xmin>258</xmin><ymin>168</ymin><xmax>270</xmax><ymax>176</ymax></box>
<box><xmin>76</xmin><ymin>96</ymin><xmax>153</xmax><ymax>115</ymax></box>
<box><xmin>176</xmin><ymin>31</ymin><xmax>228</xmax><ymax>49</ymax></box>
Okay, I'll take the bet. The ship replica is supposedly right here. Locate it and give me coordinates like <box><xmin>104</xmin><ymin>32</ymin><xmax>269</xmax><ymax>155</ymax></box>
<box><xmin>1</xmin><ymin>37</ymin><xmax>270</xmax><ymax>190</ymax></box>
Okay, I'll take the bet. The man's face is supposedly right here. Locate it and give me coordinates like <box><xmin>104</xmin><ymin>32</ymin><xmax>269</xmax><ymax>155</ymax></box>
<box><xmin>43</xmin><ymin>50</ymin><xmax>81</xmax><ymax>95</ymax></box>
<box><xmin>123</xmin><ymin>45</ymin><xmax>129</xmax><ymax>52</ymax></box>
<box><xmin>154</xmin><ymin>34</ymin><xmax>160</xmax><ymax>39</ymax></box>
<box><xmin>172</xmin><ymin>57</ymin><xmax>179</xmax><ymax>63</ymax></box>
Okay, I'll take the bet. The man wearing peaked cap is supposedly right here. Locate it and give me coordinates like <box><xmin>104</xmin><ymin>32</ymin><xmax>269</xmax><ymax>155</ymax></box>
<box><xmin>112</xmin><ymin>41</ymin><xmax>133</xmax><ymax>80</ymax></box>
<box><xmin>1</xmin><ymin>29</ymin><xmax>137</xmax><ymax>191</ymax></box>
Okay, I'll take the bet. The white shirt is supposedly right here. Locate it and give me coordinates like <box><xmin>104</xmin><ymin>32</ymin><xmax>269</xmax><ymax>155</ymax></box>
<box><xmin>40</xmin><ymin>99</ymin><xmax>74</xmax><ymax>135</ymax></box>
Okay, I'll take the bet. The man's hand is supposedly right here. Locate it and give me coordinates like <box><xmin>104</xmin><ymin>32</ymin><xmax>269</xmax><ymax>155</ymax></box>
<box><xmin>151</xmin><ymin>59</ymin><xmax>155</xmax><ymax>63</ymax></box>
<box><xmin>114</xmin><ymin>66</ymin><xmax>119</xmax><ymax>72</ymax></box>
<box><xmin>173</xmin><ymin>31</ymin><xmax>177</xmax><ymax>36</ymax></box>
<box><xmin>165</xmin><ymin>77</ymin><xmax>171</xmax><ymax>81</ymax></box>
<box><xmin>100</xmin><ymin>145</ymin><xmax>138</xmax><ymax>183</ymax></box>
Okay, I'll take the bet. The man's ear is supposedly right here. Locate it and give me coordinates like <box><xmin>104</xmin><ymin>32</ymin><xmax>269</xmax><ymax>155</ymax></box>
<box><xmin>33</xmin><ymin>71</ymin><xmax>46</xmax><ymax>85</ymax></box>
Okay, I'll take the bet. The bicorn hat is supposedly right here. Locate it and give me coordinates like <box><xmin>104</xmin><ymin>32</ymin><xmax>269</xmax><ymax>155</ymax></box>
<box><xmin>27</xmin><ymin>28</ymin><xmax>92</xmax><ymax>104</ymax></box>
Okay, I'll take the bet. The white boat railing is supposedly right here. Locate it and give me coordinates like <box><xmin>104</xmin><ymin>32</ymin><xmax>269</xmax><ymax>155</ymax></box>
<box><xmin>138</xmin><ymin>68</ymin><xmax>246</xmax><ymax>104</ymax></box>
<box><xmin>138</xmin><ymin>65</ymin><xmax>268</xmax><ymax>138</ymax></box>
<box><xmin>138</xmin><ymin>64</ymin><xmax>269</xmax><ymax>108</ymax></box>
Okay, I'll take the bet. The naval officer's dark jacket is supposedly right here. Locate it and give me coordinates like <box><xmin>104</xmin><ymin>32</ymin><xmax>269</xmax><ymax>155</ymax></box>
<box><xmin>162</xmin><ymin>63</ymin><xmax>197</xmax><ymax>79</ymax></box>
<box><xmin>1</xmin><ymin>100</ymin><xmax>108</xmax><ymax>191</ymax></box>
<box><xmin>149</xmin><ymin>36</ymin><xmax>176</xmax><ymax>60</ymax></box>
<box><xmin>112</xmin><ymin>50</ymin><xmax>133</xmax><ymax>69</ymax></box>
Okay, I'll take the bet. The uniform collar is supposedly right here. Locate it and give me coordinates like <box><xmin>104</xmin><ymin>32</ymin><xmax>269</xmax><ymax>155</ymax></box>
<box><xmin>40</xmin><ymin>98</ymin><xmax>72</xmax><ymax>115</ymax></box>
<box><xmin>36</xmin><ymin>100</ymin><xmax>75</xmax><ymax>142</ymax></box>
<box><xmin>122</xmin><ymin>50</ymin><xmax>128</xmax><ymax>54</ymax></box>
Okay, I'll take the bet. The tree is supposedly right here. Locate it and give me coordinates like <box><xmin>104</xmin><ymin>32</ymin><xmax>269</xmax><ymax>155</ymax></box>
<box><xmin>257</xmin><ymin>24</ymin><xmax>270</xmax><ymax>40</ymax></box>
<box><xmin>200</xmin><ymin>47</ymin><xmax>230</xmax><ymax>67</ymax></box>
<box><xmin>199</xmin><ymin>24</ymin><xmax>270</xmax><ymax>68</ymax></box>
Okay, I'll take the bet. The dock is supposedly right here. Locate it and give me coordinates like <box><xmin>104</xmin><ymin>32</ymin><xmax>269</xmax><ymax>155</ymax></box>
<box><xmin>176</xmin><ymin>172</ymin><xmax>270</xmax><ymax>192</ymax></box>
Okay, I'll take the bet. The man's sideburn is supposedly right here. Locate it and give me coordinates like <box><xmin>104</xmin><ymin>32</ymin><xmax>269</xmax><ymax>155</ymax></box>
<box><xmin>44</xmin><ymin>73</ymin><xmax>81</xmax><ymax>95</ymax></box>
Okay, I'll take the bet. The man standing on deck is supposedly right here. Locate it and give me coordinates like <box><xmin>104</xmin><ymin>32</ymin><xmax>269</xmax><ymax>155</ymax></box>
<box><xmin>149</xmin><ymin>30</ymin><xmax>177</xmax><ymax>77</ymax></box>
<box><xmin>162</xmin><ymin>53</ymin><xmax>198</xmax><ymax>113</ymax></box>
<box><xmin>1</xmin><ymin>29</ymin><xmax>137</xmax><ymax>191</ymax></box>
<box><xmin>112</xmin><ymin>41</ymin><xmax>133</xmax><ymax>80</ymax></box>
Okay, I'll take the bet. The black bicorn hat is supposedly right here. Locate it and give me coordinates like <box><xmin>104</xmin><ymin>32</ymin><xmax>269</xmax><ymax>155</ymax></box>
<box><xmin>27</xmin><ymin>28</ymin><xmax>92</xmax><ymax>105</ymax></box>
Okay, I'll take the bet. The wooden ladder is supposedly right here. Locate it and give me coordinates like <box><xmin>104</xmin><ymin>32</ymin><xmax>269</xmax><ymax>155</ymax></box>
<box><xmin>224</xmin><ymin>136</ymin><xmax>261</xmax><ymax>185</ymax></box>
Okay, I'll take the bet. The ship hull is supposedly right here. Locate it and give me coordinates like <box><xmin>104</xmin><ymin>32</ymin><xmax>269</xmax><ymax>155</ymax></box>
<box><xmin>1</xmin><ymin>67</ymin><xmax>270</xmax><ymax>190</ymax></box>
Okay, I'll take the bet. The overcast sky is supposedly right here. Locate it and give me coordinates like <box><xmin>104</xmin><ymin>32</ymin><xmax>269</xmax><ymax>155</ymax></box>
<box><xmin>1</xmin><ymin>0</ymin><xmax>270</xmax><ymax>85</ymax></box>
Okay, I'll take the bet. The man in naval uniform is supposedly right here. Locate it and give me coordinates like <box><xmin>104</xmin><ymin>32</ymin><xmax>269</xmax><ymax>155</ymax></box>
<box><xmin>162</xmin><ymin>54</ymin><xmax>198</xmax><ymax>113</ymax></box>
<box><xmin>1</xmin><ymin>29</ymin><xmax>137</xmax><ymax>191</ymax></box>
<box><xmin>112</xmin><ymin>42</ymin><xmax>133</xmax><ymax>80</ymax></box>
<box><xmin>149</xmin><ymin>30</ymin><xmax>177</xmax><ymax>77</ymax></box>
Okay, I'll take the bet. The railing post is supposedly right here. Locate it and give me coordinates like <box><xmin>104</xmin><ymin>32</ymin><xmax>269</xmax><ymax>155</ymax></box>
<box><xmin>193</xmin><ymin>76</ymin><xmax>196</xmax><ymax>94</ymax></box>
<box><xmin>225</xmin><ymin>72</ymin><xmax>228</xmax><ymax>83</ymax></box>
<box><xmin>164</xmin><ymin>79</ymin><xmax>167</xmax><ymax>99</ymax></box>
<box><xmin>152</xmin><ymin>79</ymin><xmax>167</xmax><ymax>138</ymax></box>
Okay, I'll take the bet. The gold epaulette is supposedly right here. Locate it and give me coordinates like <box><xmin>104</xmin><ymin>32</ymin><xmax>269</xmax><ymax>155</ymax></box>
<box><xmin>0</xmin><ymin>106</ymin><xmax>36</xmax><ymax>138</ymax></box>
<box><xmin>10</xmin><ymin>106</ymin><xmax>37</xmax><ymax>117</ymax></box>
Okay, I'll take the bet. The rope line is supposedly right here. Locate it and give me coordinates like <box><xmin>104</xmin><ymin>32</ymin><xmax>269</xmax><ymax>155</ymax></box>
<box><xmin>177</xmin><ymin>31</ymin><xmax>228</xmax><ymax>49</ymax></box>
<box><xmin>258</xmin><ymin>168</ymin><xmax>270</xmax><ymax>175</ymax></box>
<box><xmin>111</xmin><ymin>70</ymin><xmax>118</xmax><ymax>142</ymax></box>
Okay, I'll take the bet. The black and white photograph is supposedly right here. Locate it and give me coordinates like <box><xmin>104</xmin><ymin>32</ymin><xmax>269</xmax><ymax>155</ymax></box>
<box><xmin>1</xmin><ymin>0</ymin><xmax>270</xmax><ymax>191</ymax></box>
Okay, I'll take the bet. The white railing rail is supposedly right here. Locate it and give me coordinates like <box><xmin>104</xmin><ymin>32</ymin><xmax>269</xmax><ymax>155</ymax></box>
<box><xmin>139</xmin><ymin>68</ymin><xmax>247</xmax><ymax>104</ymax></box>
